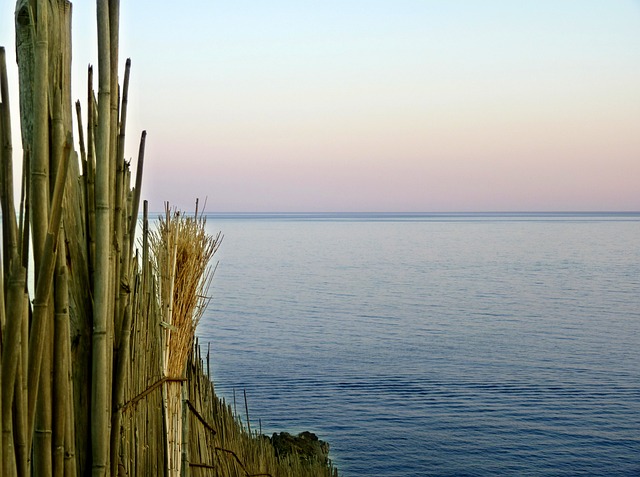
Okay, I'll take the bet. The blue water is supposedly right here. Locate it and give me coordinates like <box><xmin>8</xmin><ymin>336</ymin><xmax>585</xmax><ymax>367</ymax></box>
<box><xmin>196</xmin><ymin>213</ymin><xmax>640</xmax><ymax>476</ymax></box>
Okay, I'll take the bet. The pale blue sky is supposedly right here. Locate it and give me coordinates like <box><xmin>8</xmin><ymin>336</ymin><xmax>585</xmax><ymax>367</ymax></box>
<box><xmin>1</xmin><ymin>1</ymin><xmax>639</xmax><ymax>211</ymax></box>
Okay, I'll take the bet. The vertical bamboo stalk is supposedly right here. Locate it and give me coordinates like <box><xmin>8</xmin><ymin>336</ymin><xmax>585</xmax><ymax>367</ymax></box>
<box><xmin>26</xmin><ymin>133</ymin><xmax>71</xmax><ymax>457</ymax></box>
<box><xmin>0</xmin><ymin>47</ymin><xmax>20</xmax><ymax>272</ymax></box>
<box><xmin>29</xmin><ymin>0</ymin><xmax>52</xmax><ymax>477</ymax></box>
<box><xmin>63</xmin><ymin>258</ymin><xmax>77</xmax><ymax>477</ymax></box>
<box><xmin>113</xmin><ymin>58</ymin><xmax>130</xmax><ymax>346</ymax></box>
<box><xmin>31</xmin><ymin>0</ymin><xmax>51</xmax><ymax>269</ymax></box>
<box><xmin>50</xmin><ymin>78</ymin><xmax>68</xmax><ymax>477</ymax></box>
<box><xmin>129</xmin><ymin>130</ymin><xmax>146</xmax><ymax>251</ymax></box>
<box><xmin>1</xmin><ymin>261</ymin><xmax>26</xmax><ymax>477</ymax></box>
<box><xmin>15</xmin><ymin>294</ymin><xmax>29</xmax><ymax>477</ymax></box>
<box><xmin>93</xmin><ymin>0</ymin><xmax>113</xmax><ymax>475</ymax></box>
<box><xmin>0</xmin><ymin>62</ymin><xmax>6</xmax><ymax>360</ymax></box>
<box><xmin>107</xmin><ymin>7</ymin><xmax>120</xmax><ymax>419</ymax></box>
<box><xmin>64</xmin><ymin>338</ymin><xmax>77</xmax><ymax>477</ymax></box>
<box><xmin>87</xmin><ymin>66</ymin><xmax>97</xmax><ymax>283</ymax></box>
<box><xmin>181</xmin><ymin>382</ymin><xmax>189</xmax><ymax>477</ymax></box>
<box><xmin>108</xmin><ymin>0</ymin><xmax>119</xmax><ymax>224</ymax></box>
<box><xmin>17</xmin><ymin>144</ymin><xmax>29</xmax><ymax>477</ymax></box>
<box><xmin>52</xmin><ymin>257</ymin><xmax>69</xmax><ymax>477</ymax></box>
<box><xmin>110</xmin><ymin>299</ymin><xmax>132</xmax><ymax>476</ymax></box>
<box><xmin>244</xmin><ymin>389</ymin><xmax>251</xmax><ymax>436</ymax></box>
<box><xmin>0</xmin><ymin>101</ymin><xmax>6</xmax><ymax>340</ymax></box>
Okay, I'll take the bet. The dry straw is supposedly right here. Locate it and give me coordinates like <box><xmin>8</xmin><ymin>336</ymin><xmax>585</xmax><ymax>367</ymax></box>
<box><xmin>151</xmin><ymin>202</ymin><xmax>221</xmax><ymax>477</ymax></box>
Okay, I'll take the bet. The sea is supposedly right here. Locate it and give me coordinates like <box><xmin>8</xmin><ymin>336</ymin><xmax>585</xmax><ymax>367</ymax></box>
<box><xmin>195</xmin><ymin>212</ymin><xmax>640</xmax><ymax>476</ymax></box>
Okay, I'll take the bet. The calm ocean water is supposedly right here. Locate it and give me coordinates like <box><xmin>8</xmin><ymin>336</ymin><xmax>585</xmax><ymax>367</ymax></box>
<box><xmin>196</xmin><ymin>213</ymin><xmax>640</xmax><ymax>476</ymax></box>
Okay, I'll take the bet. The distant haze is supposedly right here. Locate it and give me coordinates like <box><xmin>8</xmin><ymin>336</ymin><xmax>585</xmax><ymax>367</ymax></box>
<box><xmin>1</xmin><ymin>0</ymin><xmax>639</xmax><ymax>212</ymax></box>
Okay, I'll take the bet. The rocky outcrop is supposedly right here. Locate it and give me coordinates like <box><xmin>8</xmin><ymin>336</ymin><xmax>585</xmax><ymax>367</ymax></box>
<box><xmin>269</xmin><ymin>431</ymin><xmax>331</xmax><ymax>465</ymax></box>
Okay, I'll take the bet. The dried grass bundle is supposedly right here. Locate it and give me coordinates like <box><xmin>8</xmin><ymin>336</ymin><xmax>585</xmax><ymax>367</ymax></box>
<box><xmin>151</xmin><ymin>202</ymin><xmax>221</xmax><ymax>377</ymax></box>
<box><xmin>150</xmin><ymin>201</ymin><xmax>221</xmax><ymax>477</ymax></box>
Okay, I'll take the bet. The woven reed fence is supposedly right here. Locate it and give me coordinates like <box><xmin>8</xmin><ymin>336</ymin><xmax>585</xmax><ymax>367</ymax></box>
<box><xmin>1</xmin><ymin>1</ymin><xmax>338</xmax><ymax>476</ymax></box>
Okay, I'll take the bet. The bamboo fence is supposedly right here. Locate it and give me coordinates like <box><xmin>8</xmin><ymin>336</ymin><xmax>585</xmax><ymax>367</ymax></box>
<box><xmin>0</xmin><ymin>1</ymin><xmax>339</xmax><ymax>476</ymax></box>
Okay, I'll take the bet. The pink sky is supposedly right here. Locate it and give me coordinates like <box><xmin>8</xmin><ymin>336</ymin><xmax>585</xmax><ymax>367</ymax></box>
<box><xmin>1</xmin><ymin>0</ymin><xmax>639</xmax><ymax>212</ymax></box>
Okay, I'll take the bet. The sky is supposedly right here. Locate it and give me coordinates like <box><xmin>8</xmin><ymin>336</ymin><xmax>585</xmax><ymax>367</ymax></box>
<box><xmin>1</xmin><ymin>0</ymin><xmax>639</xmax><ymax>212</ymax></box>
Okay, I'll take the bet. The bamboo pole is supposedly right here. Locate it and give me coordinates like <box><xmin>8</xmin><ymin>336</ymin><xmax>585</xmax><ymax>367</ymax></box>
<box><xmin>110</xmin><ymin>297</ymin><xmax>133</xmax><ymax>475</ymax></box>
<box><xmin>26</xmin><ymin>133</ymin><xmax>71</xmax><ymax>456</ymax></box>
<box><xmin>29</xmin><ymin>3</ymin><xmax>51</xmax><ymax>469</ymax></box>
<box><xmin>108</xmin><ymin>0</ymin><xmax>119</xmax><ymax>232</ymax></box>
<box><xmin>64</xmin><ymin>332</ymin><xmax>77</xmax><ymax>477</ymax></box>
<box><xmin>1</xmin><ymin>261</ymin><xmax>26</xmax><ymax>477</ymax></box>
<box><xmin>0</xmin><ymin>47</ymin><xmax>20</xmax><ymax>274</ymax></box>
<box><xmin>31</xmin><ymin>0</ymin><xmax>51</xmax><ymax>270</ymax></box>
<box><xmin>129</xmin><ymin>130</ymin><xmax>146</xmax><ymax>251</ymax></box>
<box><xmin>114</xmin><ymin>57</ymin><xmax>130</xmax><ymax>344</ymax></box>
<box><xmin>52</xmin><ymin>258</ymin><xmax>69</xmax><ymax>477</ymax></box>
<box><xmin>0</xmin><ymin>100</ymin><xmax>5</xmax><ymax>346</ymax></box>
<box><xmin>0</xmin><ymin>63</ymin><xmax>24</xmax><ymax>460</ymax></box>
<box><xmin>107</xmin><ymin>6</ymin><xmax>120</xmax><ymax>420</ymax></box>
<box><xmin>14</xmin><ymin>294</ymin><xmax>29</xmax><ymax>477</ymax></box>
<box><xmin>92</xmin><ymin>0</ymin><xmax>113</xmax><ymax>474</ymax></box>
<box><xmin>35</xmin><ymin>82</ymin><xmax>67</xmax><ymax>477</ymax></box>
<box><xmin>86</xmin><ymin>66</ymin><xmax>97</xmax><ymax>283</ymax></box>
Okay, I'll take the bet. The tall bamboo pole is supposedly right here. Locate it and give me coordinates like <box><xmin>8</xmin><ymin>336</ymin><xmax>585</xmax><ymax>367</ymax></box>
<box><xmin>92</xmin><ymin>0</ymin><xmax>112</xmax><ymax>474</ymax></box>
<box><xmin>52</xmin><ymin>257</ymin><xmax>69</xmax><ymax>477</ymax></box>
<box><xmin>107</xmin><ymin>6</ymin><xmax>120</xmax><ymax>427</ymax></box>
<box><xmin>31</xmin><ymin>2</ymin><xmax>52</xmax><ymax>475</ymax></box>
<box><xmin>31</xmin><ymin>0</ymin><xmax>51</xmax><ymax>269</ymax></box>
<box><xmin>1</xmin><ymin>261</ymin><xmax>25</xmax><ymax>477</ymax></box>
<box><xmin>114</xmin><ymin>58</ymin><xmax>130</xmax><ymax>343</ymax></box>
<box><xmin>86</xmin><ymin>66</ymin><xmax>97</xmax><ymax>284</ymax></box>
<box><xmin>49</xmin><ymin>11</ymin><xmax>74</xmax><ymax>466</ymax></box>
<box><xmin>0</xmin><ymin>47</ymin><xmax>20</xmax><ymax>273</ymax></box>
<box><xmin>26</xmin><ymin>134</ymin><xmax>71</xmax><ymax>455</ymax></box>
<box><xmin>129</xmin><ymin>130</ymin><xmax>146</xmax><ymax>250</ymax></box>
<box><xmin>15</xmin><ymin>294</ymin><xmax>29</xmax><ymax>477</ymax></box>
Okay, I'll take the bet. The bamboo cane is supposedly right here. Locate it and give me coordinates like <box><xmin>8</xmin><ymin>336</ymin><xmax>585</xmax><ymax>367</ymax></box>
<box><xmin>0</xmin><ymin>47</ymin><xmax>20</xmax><ymax>274</ymax></box>
<box><xmin>0</xmin><ymin>74</ymin><xmax>6</xmax><ymax>351</ymax></box>
<box><xmin>30</xmin><ymin>4</ymin><xmax>52</xmax><ymax>474</ymax></box>
<box><xmin>31</xmin><ymin>0</ymin><xmax>50</xmax><ymax>270</ymax></box>
<box><xmin>26</xmin><ymin>133</ymin><xmax>71</xmax><ymax>455</ymax></box>
<box><xmin>52</xmin><ymin>258</ymin><xmax>69</xmax><ymax>477</ymax></box>
<box><xmin>86</xmin><ymin>66</ymin><xmax>97</xmax><ymax>283</ymax></box>
<box><xmin>108</xmin><ymin>0</ymin><xmax>119</xmax><ymax>231</ymax></box>
<box><xmin>0</xmin><ymin>97</ymin><xmax>5</xmax><ymax>344</ymax></box>
<box><xmin>92</xmin><ymin>0</ymin><xmax>113</xmax><ymax>474</ymax></box>
<box><xmin>64</xmin><ymin>331</ymin><xmax>77</xmax><ymax>477</ymax></box>
<box><xmin>110</xmin><ymin>297</ymin><xmax>133</xmax><ymax>475</ymax></box>
<box><xmin>113</xmin><ymin>58</ymin><xmax>130</xmax><ymax>346</ymax></box>
<box><xmin>14</xmin><ymin>294</ymin><xmax>29</xmax><ymax>477</ymax></box>
<box><xmin>14</xmin><ymin>1</ymin><xmax>36</xmax><ymax>158</ymax></box>
<box><xmin>129</xmin><ymin>130</ymin><xmax>146</xmax><ymax>251</ymax></box>
<box><xmin>47</xmin><ymin>61</ymin><xmax>69</xmax><ymax>475</ymax></box>
<box><xmin>1</xmin><ymin>261</ymin><xmax>26</xmax><ymax>476</ymax></box>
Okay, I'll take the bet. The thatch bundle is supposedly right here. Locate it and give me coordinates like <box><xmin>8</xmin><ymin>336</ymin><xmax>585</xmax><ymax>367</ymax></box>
<box><xmin>151</xmin><ymin>203</ymin><xmax>221</xmax><ymax>477</ymax></box>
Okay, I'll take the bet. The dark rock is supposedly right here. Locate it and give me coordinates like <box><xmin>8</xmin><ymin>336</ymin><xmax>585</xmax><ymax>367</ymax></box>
<box><xmin>269</xmin><ymin>431</ymin><xmax>330</xmax><ymax>464</ymax></box>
